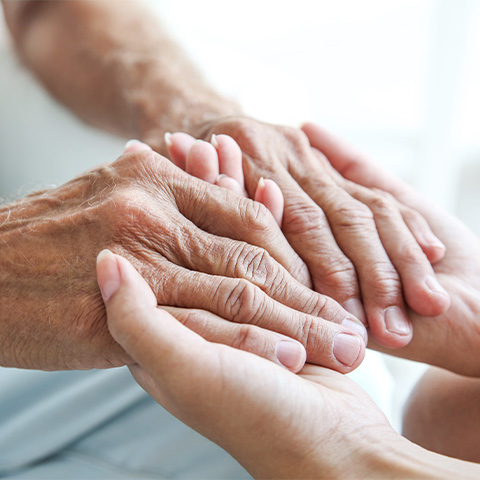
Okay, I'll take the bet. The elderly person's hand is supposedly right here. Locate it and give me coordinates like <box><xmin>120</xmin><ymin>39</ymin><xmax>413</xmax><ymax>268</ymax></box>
<box><xmin>304</xmin><ymin>124</ymin><xmax>480</xmax><ymax>376</ymax></box>
<box><xmin>97</xmin><ymin>250</ymin><xmax>476</xmax><ymax>479</ymax></box>
<box><xmin>0</xmin><ymin>145</ymin><xmax>366</xmax><ymax>372</ymax></box>
<box><xmin>159</xmin><ymin>123</ymin><xmax>451</xmax><ymax>349</ymax></box>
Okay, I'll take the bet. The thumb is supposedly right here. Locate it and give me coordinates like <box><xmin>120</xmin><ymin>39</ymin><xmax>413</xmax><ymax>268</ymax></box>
<box><xmin>96</xmin><ymin>250</ymin><xmax>211</xmax><ymax>381</ymax></box>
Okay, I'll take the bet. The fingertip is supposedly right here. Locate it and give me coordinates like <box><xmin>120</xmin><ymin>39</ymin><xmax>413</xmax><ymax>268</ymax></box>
<box><xmin>333</xmin><ymin>332</ymin><xmax>365</xmax><ymax>371</ymax></box>
<box><xmin>96</xmin><ymin>249</ymin><xmax>120</xmax><ymax>302</ymax></box>
<box><xmin>254</xmin><ymin>178</ymin><xmax>284</xmax><ymax>227</ymax></box>
<box><xmin>275</xmin><ymin>339</ymin><xmax>306</xmax><ymax>373</ymax></box>
<box><xmin>124</xmin><ymin>139</ymin><xmax>153</xmax><ymax>154</ymax></box>
<box><xmin>378</xmin><ymin>306</ymin><xmax>413</xmax><ymax>348</ymax></box>
<box><xmin>216</xmin><ymin>174</ymin><xmax>246</xmax><ymax>196</ymax></box>
<box><xmin>210</xmin><ymin>134</ymin><xmax>245</xmax><ymax>188</ymax></box>
<box><xmin>210</xmin><ymin>133</ymin><xmax>219</xmax><ymax>149</ymax></box>
<box><xmin>167</xmin><ymin>132</ymin><xmax>196</xmax><ymax>170</ymax></box>
<box><xmin>424</xmin><ymin>243</ymin><xmax>446</xmax><ymax>264</ymax></box>
<box><xmin>186</xmin><ymin>139</ymin><xmax>219</xmax><ymax>183</ymax></box>
<box><xmin>164</xmin><ymin>132</ymin><xmax>172</xmax><ymax>148</ymax></box>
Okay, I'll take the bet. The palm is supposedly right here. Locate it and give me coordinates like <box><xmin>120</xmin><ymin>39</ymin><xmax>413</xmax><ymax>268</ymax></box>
<box><xmin>400</xmin><ymin>204</ymin><xmax>480</xmax><ymax>375</ymax></box>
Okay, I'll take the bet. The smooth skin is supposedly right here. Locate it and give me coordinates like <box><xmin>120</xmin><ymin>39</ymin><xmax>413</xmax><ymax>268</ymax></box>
<box><xmin>2</xmin><ymin>0</ymin><xmax>450</xmax><ymax>351</ymax></box>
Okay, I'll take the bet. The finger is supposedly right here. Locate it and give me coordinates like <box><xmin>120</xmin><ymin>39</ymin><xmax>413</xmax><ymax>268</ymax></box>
<box><xmin>97</xmin><ymin>250</ymin><xmax>306</xmax><ymax>372</ymax></box>
<box><xmin>211</xmin><ymin>134</ymin><xmax>245</xmax><ymax>187</ymax></box>
<box><xmin>276</xmin><ymin>159</ymin><xmax>414</xmax><ymax>346</ymax></box>
<box><xmin>185</xmin><ymin>140</ymin><xmax>220</xmax><ymax>184</ymax></box>
<box><xmin>124</xmin><ymin>139</ymin><xmax>153</xmax><ymax>154</ymax></box>
<box><xmin>146</xmin><ymin>261</ymin><xmax>366</xmax><ymax>373</ymax></box>
<box><xmin>164</xmin><ymin>132</ymin><xmax>195</xmax><ymax>170</ymax></box>
<box><xmin>215</xmin><ymin>174</ymin><xmax>246</xmax><ymax>196</ymax></box>
<box><xmin>390</xmin><ymin>198</ymin><xmax>446</xmax><ymax>264</ymax></box>
<box><xmin>171</xmin><ymin>173</ymin><xmax>312</xmax><ymax>288</ymax></box>
<box><xmin>301</xmin><ymin>122</ymin><xmax>446</xmax><ymax>259</ymax></box>
<box><xmin>97</xmin><ymin>249</ymin><xmax>226</xmax><ymax>401</ymax></box>
<box><xmin>160</xmin><ymin>306</ymin><xmax>306</xmax><ymax>373</ymax></box>
<box><xmin>255</xmin><ymin>177</ymin><xmax>284</xmax><ymax>227</ymax></box>
<box><xmin>346</xmin><ymin>185</ymin><xmax>451</xmax><ymax>318</ymax></box>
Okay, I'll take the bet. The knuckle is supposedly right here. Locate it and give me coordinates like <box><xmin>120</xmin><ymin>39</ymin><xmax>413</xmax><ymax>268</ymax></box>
<box><xmin>316</xmin><ymin>258</ymin><xmax>358</xmax><ymax>294</ymax></box>
<box><xmin>231</xmin><ymin>244</ymin><xmax>284</xmax><ymax>293</ymax></box>
<box><xmin>240</xmin><ymin>199</ymin><xmax>275</xmax><ymax>233</ymax></box>
<box><xmin>365</xmin><ymin>262</ymin><xmax>403</xmax><ymax>299</ymax></box>
<box><xmin>288</xmin><ymin>256</ymin><xmax>312</xmax><ymax>288</ymax></box>
<box><xmin>176</xmin><ymin>308</ymin><xmax>208</xmax><ymax>332</ymax></box>
<box><xmin>401</xmin><ymin>206</ymin><xmax>423</xmax><ymax>225</ymax></box>
<box><xmin>232</xmin><ymin>324</ymin><xmax>267</xmax><ymax>353</ymax></box>
<box><xmin>296</xmin><ymin>315</ymin><xmax>326</xmax><ymax>354</ymax></box>
<box><xmin>305</xmin><ymin>294</ymin><xmax>339</xmax><ymax>322</ymax></box>
<box><xmin>283</xmin><ymin>201</ymin><xmax>328</xmax><ymax>236</ymax></box>
<box><xmin>398</xmin><ymin>242</ymin><xmax>423</xmax><ymax>265</ymax></box>
<box><xmin>331</xmin><ymin>200</ymin><xmax>374</xmax><ymax>228</ymax></box>
<box><xmin>220</xmin><ymin>279</ymin><xmax>267</xmax><ymax>325</ymax></box>
<box><xmin>367</xmin><ymin>193</ymin><xmax>398</xmax><ymax>220</ymax></box>
<box><xmin>105</xmin><ymin>189</ymin><xmax>153</xmax><ymax>235</ymax></box>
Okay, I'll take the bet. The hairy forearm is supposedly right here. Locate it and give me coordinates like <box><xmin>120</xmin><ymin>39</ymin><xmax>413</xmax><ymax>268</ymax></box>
<box><xmin>2</xmin><ymin>0</ymin><xmax>241</xmax><ymax>152</ymax></box>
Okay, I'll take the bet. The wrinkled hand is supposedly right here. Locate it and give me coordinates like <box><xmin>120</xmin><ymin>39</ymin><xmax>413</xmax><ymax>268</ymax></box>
<box><xmin>97</xmin><ymin>250</ymin><xmax>398</xmax><ymax>479</ymax></box>
<box><xmin>157</xmin><ymin>117</ymin><xmax>450</xmax><ymax>349</ymax></box>
<box><xmin>304</xmin><ymin>124</ymin><xmax>480</xmax><ymax>376</ymax></box>
<box><xmin>0</xmin><ymin>145</ymin><xmax>366</xmax><ymax>371</ymax></box>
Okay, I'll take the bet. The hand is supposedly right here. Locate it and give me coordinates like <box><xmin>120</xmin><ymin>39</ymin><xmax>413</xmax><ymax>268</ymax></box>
<box><xmin>97</xmin><ymin>250</ymin><xmax>397</xmax><ymax>479</ymax></box>
<box><xmin>304</xmin><ymin>123</ymin><xmax>480</xmax><ymax>376</ymax></box>
<box><xmin>0</xmin><ymin>143</ymin><xmax>366</xmax><ymax>371</ymax></box>
<box><xmin>152</xmin><ymin>117</ymin><xmax>451</xmax><ymax>349</ymax></box>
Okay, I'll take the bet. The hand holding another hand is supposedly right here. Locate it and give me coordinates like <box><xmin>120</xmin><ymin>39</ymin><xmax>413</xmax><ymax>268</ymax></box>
<box><xmin>304</xmin><ymin>124</ymin><xmax>480</xmax><ymax>376</ymax></box>
<box><xmin>97</xmin><ymin>249</ymin><xmax>396</xmax><ymax>480</ymax></box>
<box><xmin>0</xmin><ymin>142</ymin><xmax>365</xmax><ymax>372</ymax></box>
<box><xmin>160</xmin><ymin>117</ymin><xmax>450</xmax><ymax>348</ymax></box>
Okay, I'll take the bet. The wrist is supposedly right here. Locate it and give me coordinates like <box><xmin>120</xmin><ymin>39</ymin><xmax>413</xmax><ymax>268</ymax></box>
<box><xmin>353</xmin><ymin>434</ymin><xmax>480</xmax><ymax>479</ymax></box>
<box><xmin>121</xmin><ymin>55</ymin><xmax>242</xmax><ymax>155</ymax></box>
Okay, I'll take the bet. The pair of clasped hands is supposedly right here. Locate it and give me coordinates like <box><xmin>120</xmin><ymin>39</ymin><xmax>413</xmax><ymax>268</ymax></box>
<box><xmin>92</xmin><ymin>120</ymin><xmax>480</xmax><ymax>477</ymax></box>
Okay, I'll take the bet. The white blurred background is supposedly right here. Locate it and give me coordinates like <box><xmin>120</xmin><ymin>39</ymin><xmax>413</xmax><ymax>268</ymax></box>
<box><xmin>1</xmin><ymin>0</ymin><xmax>479</xmax><ymax>432</ymax></box>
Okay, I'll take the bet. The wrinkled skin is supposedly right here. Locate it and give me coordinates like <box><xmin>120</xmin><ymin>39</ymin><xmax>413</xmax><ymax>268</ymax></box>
<box><xmin>0</xmin><ymin>149</ymin><xmax>365</xmax><ymax>371</ymax></box>
<box><xmin>147</xmin><ymin>116</ymin><xmax>451</xmax><ymax>348</ymax></box>
<box><xmin>303</xmin><ymin>123</ymin><xmax>480</xmax><ymax>376</ymax></box>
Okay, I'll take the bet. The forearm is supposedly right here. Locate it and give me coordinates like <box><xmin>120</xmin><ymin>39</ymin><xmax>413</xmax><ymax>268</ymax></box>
<box><xmin>342</xmin><ymin>435</ymin><xmax>480</xmax><ymax>480</ymax></box>
<box><xmin>2</xmin><ymin>0</ymin><xmax>241</xmax><ymax>152</ymax></box>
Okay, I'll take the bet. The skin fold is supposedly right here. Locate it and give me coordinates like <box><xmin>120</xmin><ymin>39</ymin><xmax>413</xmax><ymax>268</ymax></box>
<box><xmin>97</xmin><ymin>130</ymin><xmax>480</xmax><ymax>479</ymax></box>
<box><xmin>1</xmin><ymin>0</ymin><xmax>451</xmax><ymax>356</ymax></box>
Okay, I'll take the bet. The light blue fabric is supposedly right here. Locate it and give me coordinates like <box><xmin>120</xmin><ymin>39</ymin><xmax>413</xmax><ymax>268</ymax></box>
<box><xmin>0</xmin><ymin>368</ymin><xmax>249</xmax><ymax>479</ymax></box>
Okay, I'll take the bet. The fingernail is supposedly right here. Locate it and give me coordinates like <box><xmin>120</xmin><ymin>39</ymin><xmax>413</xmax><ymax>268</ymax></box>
<box><xmin>97</xmin><ymin>249</ymin><xmax>121</xmax><ymax>301</ymax></box>
<box><xmin>124</xmin><ymin>139</ymin><xmax>152</xmax><ymax>152</ymax></box>
<box><xmin>342</xmin><ymin>298</ymin><xmax>367</xmax><ymax>325</ymax></box>
<box><xmin>385</xmin><ymin>306</ymin><xmax>411</xmax><ymax>335</ymax></box>
<box><xmin>333</xmin><ymin>333</ymin><xmax>362</xmax><ymax>367</ymax></box>
<box><xmin>425</xmin><ymin>275</ymin><xmax>449</xmax><ymax>298</ymax></box>
<box><xmin>342</xmin><ymin>318</ymin><xmax>368</xmax><ymax>344</ymax></box>
<box><xmin>164</xmin><ymin>132</ymin><xmax>172</xmax><ymax>148</ymax></box>
<box><xmin>275</xmin><ymin>340</ymin><xmax>306</xmax><ymax>371</ymax></box>
<box><xmin>211</xmin><ymin>133</ymin><xmax>218</xmax><ymax>148</ymax></box>
<box><xmin>258</xmin><ymin>177</ymin><xmax>265</xmax><ymax>190</ymax></box>
<box><xmin>425</xmin><ymin>231</ymin><xmax>446</xmax><ymax>251</ymax></box>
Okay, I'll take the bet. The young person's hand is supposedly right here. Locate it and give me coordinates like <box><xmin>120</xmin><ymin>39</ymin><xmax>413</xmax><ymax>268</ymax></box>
<box><xmin>97</xmin><ymin>250</ymin><xmax>477</xmax><ymax>479</ymax></box>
